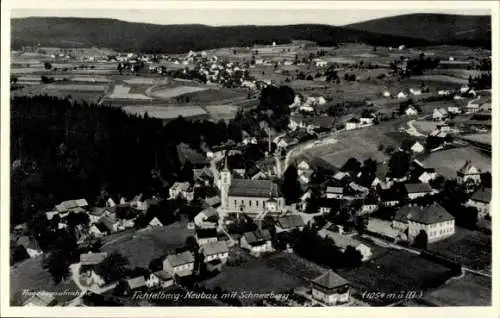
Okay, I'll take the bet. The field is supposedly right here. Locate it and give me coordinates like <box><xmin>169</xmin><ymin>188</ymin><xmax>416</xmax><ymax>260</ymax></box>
<box><xmin>428</xmin><ymin>227</ymin><xmax>492</xmax><ymax>273</ymax></box>
<box><xmin>174</xmin><ymin>88</ymin><xmax>248</xmax><ymax>105</ymax></box>
<box><xmin>409</xmin><ymin>75</ymin><xmax>468</xmax><ymax>85</ymax></box>
<box><xmin>204</xmin><ymin>105</ymin><xmax>239</xmax><ymax>121</ymax></box>
<box><xmin>10</xmin><ymin>256</ymin><xmax>81</xmax><ymax>305</ymax></box>
<box><xmin>302</xmin><ymin>118</ymin><xmax>409</xmax><ymax>168</ymax></box>
<box><xmin>122</xmin><ymin>105</ymin><xmax>208</xmax><ymax>120</ymax></box>
<box><xmin>337</xmin><ymin>249</ymin><xmax>457</xmax><ymax>298</ymax></box>
<box><xmin>71</xmin><ymin>76</ymin><xmax>112</xmax><ymax>83</ymax></box>
<box><xmin>422</xmin><ymin>273</ymin><xmax>491</xmax><ymax>306</ymax></box>
<box><xmin>422</xmin><ymin>147</ymin><xmax>491</xmax><ymax>179</ymax></box>
<box><xmin>43</xmin><ymin>84</ymin><xmax>109</xmax><ymax>92</ymax></box>
<box><xmin>123</xmin><ymin>77</ymin><xmax>158</xmax><ymax>85</ymax></box>
<box><xmin>201</xmin><ymin>254</ymin><xmax>306</xmax><ymax>304</ymax></box>
<box><xmin>150</xmin><ymin>86</ymin><xmax>210</xmax><ymax>99</ymax></box>
<box><xmin>412</xmin><ymin>120</ymin><xmax>440</xmax><ymax>134</ymax></box>
<box><xmin>101</xmin><ymin>221</ymin><xmax>194</xmax><ymax>269</ymax></box>
<box><xmin>107</xmin><ymin>84</ymin><xmax>152</xmax><ymax>100</ymax></box>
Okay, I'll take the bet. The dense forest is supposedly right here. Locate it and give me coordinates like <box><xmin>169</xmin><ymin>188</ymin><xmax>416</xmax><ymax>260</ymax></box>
<box><xmin>10</xmin><ymin>85</ymin><xmax>295</xmax><ymax>227</ymax></box>
<box><xmin>11</xmin><ymin>18</ymin><xmax>435</xmax><ymax>53</ymax></box>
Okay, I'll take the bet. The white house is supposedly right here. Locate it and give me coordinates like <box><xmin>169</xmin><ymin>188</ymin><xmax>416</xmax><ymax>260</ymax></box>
<box><xmin>314</xmin><ymin>59</ymin><xmax>328</xmax><ymax>68</ymax></box>
<box><xmin>148</xmin><ymin>217</ymin><xmax>163</xmax><ymax>228</ymax></box>
<box><xmin>194</xmin><ymin>207</ymin><xmax>219</xmax><ymax>229</ymax></box>
<box><xmin>146</xmin><ymin>271</ymin><xmax>174</xmax><ymax>289</ymax></box>
<box><xmin>240</xmin><ymin>229</ymin><xmax>274</xmax><ymax>256</ymax></box>
<box><xmin>275</xmin><ymin>214</ymin><xmax>306</xmax><ymax>233</ymax></box>
<box><xmin>466</xmin><ymin>187</ymin><xmax>491</xmax><ymax>218</ymax></box>
<box><xmin>409</xmin><ymin>88</ymin><xmax>422</xmax><ymax>96</ymax></box>
<box><xmin>418</xmin><ymin>170</ymin><xmax>437</xmax><ymax>184</ymax></box>
<box><xmin>195</xmin><ymin>228</ymin><xmax>219</xmax><ymax>245</ymax></box>
<box><xmin>438</xmin><ymin>90</ymin><xmax>451</xmax><ymax>96</ymax></box>
<box><xmin>169</xmin><ymin>182</ymin><xmax>191</xmax><ymax>199</ymax></box>
<box><xmin>397</xmin><ymin>91</ymin><xmax>408</xmax><ymax>99</ymax></box>
<box><xmin>405</xmin><ymin>106</ymin><xmax>418</xmax><ymax>116</ymax></box>
<box><xmin>311</xmin><ymin>271</ymin><xmax>350</xmax><ymax>306</ymax></box>
<box><xmin>200</xmin><ymin>241</ymin><xmax>229</xmax><ymax>264</ymax></box>
<box><xmin>447</xmin><ymin>106</ymin><xmax>461</xmax><ymax>114</ymax></box>
<box><xmin>457</xmin><ymin>161</ymin><xmax>482</xmax><ymax>185</ymax></box>
<box><xmin>411</xmin><ymin>141</ymin><xmax>425</xmax><ymax>153</ymax></box>
<box><xmin>383</xmin><ymin>91</ymin><xmax>391</xmax><ymax>98</ymax></box>
<box><xmin>345</xmin><ymin>118</ymin><xmax>360</xmax><ymax>130</ymax></box>
<box><xmin>326</xmin><ymin>186</ymin><xmax>344</xmax><ymax>199</ymax></box>
<box><xmin>163</xmin><ymin>251</ymin><xmax>195</xmax><ymax>278</ymax></box>
<box><xmin>432</xmin><ymin>108</ymin><xmax>448</xmax><ymax>121</ymax></box>
<box><xmin>392</xmin><ymin>203</ymin><xmax>455</xmax><ymax>243</ymax></box>
<box><xmin>404</xmin><ymin>183</ymin><xmax>434</xmax><ymax>200</ymax></box>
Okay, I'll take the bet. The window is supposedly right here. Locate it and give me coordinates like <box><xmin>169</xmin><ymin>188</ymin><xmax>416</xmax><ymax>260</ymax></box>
<box><xmin>249</xmin><ymin>200</ymin><xmax>252</xmax><ymax>207</ymax></box>
<box><xmin>234</xmin><ymin>200</ymin><xmax>237</xmax><ymax>206</ymax></box>
<box><xmin>256</xmin><ymin>200</ymin><xmax>259</xmax><ymax>207</ymax></box>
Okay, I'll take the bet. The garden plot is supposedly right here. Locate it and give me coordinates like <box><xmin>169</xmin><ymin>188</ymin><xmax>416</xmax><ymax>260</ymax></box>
<box><xmin>43</xmin><ymin>84</ymin><xmax>109</xmax><ymax>92</ymax></box>
<box><xmin>409</xmin><ymin>75</ymin><xmax>468</xmax><ymax>85</ymax></box>
<box><xmin>108</xmin><ymin>84</ymin><xmax>152</xmax><ymax>100</ymax></box>
<box><xmin>123</xmin><ymin>77</ymin><xmax>158</xmax><ymax>85</ymax></box>
<box><xmin>150</xmin><ymin>86</ymin><xmax>210</xmax><ymax>99</ymax></box>
<box><xmin>71</xmin><ymin>76</ymin><xmax>112</xmax><ymax>83</ymax></box>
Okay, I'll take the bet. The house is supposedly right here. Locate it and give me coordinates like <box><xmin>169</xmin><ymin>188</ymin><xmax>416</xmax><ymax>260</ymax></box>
<box><xmin>438</xmin><ymin>90</ymin><xmax>451</xmax><ymax>96</ymax></box>
<box><xmin>317</xmin><ymin>198</ymin><xmax>339</xmax><ymax>214</ymax></box>
<box><xmin>466</xmin><ymin>187</ymin><xmax>491</xmax><ymax>218</ymax></box>
<box><xmin>392</xmin><ymin>203</ymin><xmax>455</xmax><ymax>243</ymax></box>
<box><xmin>80</xmin><ymin>252</ymin><xmax>108</xmax><ymax>266</ymax></box>
<box><xmin>123</xmin><ymin>276</ymin><xmax>147</xmax><ymax>295</ymax></box>
<box><xmin>318</xmin><ymin>228</ymin><xmax>372</xmax><ymax>261</ymax></box>
<box><xmin>88</xmin><ymin>207</ymin><xmax>107</xmax><ymax>224</ymax></box>
<box><xmin>99</xmin><ymin>215</ymin><xmax>120</xmax><ymax>233</ymax></box>
<box><xmin>195</xmin><ymin>228</ymin><xmax>218</xmax><ymax>245</ymax></box>
<box><xmin>311</xmin><ymin>270</ymin><xmax>350</xmax><ymax>306</ymax></box>
<box><xmin>405</xmin><ymin>106</ymin><xmax>418</xmax><ymax>116</ymax></box>
<box><xmin>45</xmin><ymin>211</ymin><xmax>58</xmax><ymax>221</ymax></box>
<box><xmin>345</xmin><ymin>118</ymin><xmax>360</xmax><ymax>131</ymax></box>
<box><xmin>145</xmin><ymin>271</ymin><xmax>174</xmax><ymax>289</ymax></box>
<box><xmin>400</xmin><ymin>140</ymin><xmax>424</xmax><ymax>154</ymax></box>
<box><xmin>404</xmin><ymin>183</ymin><xmax>434</xmax><ymax>200</ymax></box>
<box><xmin>240</xmin><ymin>229</ymin><xmax>273</xmax><ymax>255</ymax></box>
<box><xmin>383</xmin><ymin>91</ymin><xmax>391</xmax><ymax>97</ymax></box>
<box><xmin>194</xmin><ymin>207</ymin><xmax>219</xmax><ymax>229</ymax></box>
<box><xmin>432</xmin><ymin>108</ymin><xmax>448</xmax><ymax>121</ymax></box>
<box><xmin>326</xmin><ymin>186</ymin><xmax>344</xmax><ymax>199</ymax></box>
<box><xmin>163</xmin><ymin>251</ymin><xmax>195</xmax><ymax>278</ymax></box>
<box><xmin>23</xmin><ymin>292</ymin><xmax>56</xmax><ymax>307</ymax></box>
<box><xmin>89</xmin><ymin>223</ymin><xmax>110</xmax><ymax>238</ymax></box>
<box><xmin>410</xmin><ymin>141</ymin><xmax>425</xmax><ymax>153</ymax></box>
<box><xmin>148</xmin><ymin>217</ymin><xmax>163</xmax><ymax>228</ymax></box>
<box><xmin>379</xmin><ymin>187</ymin><xmax>402</xmax><ymax>207</ymax></box>
<box><xmin>359</xmin><ymin>117</ymin><xmax>374</xmax><ymax>126</ymax></box>
<box><xmin>418</xmin><ymin>169</ymin><xmax>437</xmax><ymax>184</ymax></box>
<box><xmin>447</xmin><ymin>106</ymin><xmax>461</xmax><ymax>114</ymax></box>
<box><xmin>275</xmin><ymin>214</ymin><xmax>306</xmax><ymax>233</ymax></box>
<box><xmin>169</xmin><ymin>182</ymin><xmax>191</xmax><ymax>199</ymax></box>
<box><xmin>204</xmin><ymin>196</ymin><xmax>221</xmax><ymax>208</ymax></box>
<box><xmin>55</xmin><ymin>198</ymin><xmax>89</xmax><ymax>215</ymax></box>
<box><xmin>359</xmin><ymin>197</ymin><xmax>378</xmax><ymax>215</ymax></box>
<box><xmin>409</xmin><ymin>88</ymin><xmax>422</xmax><ymax>96</ymax></box>
<box><xmin>314</xmin><ymin>59</ymin><xmax>328</xmax><ymax>68</ymax></box>
<box><xmin>200</xmin><ymin>241</ymin><xmax>229</xmax><ymax>271</ymax></box>
<box><xmin>16</xmin><ymin>236</ymin><xmax>43</xmax><ymax>258</ymax></box>
<box><xmin>397</xmin><ymin>91</ymin><xmax>408</xmax><ymax>99</ymax></box>
<box><xmin>457</xmin><ymin>160</ymin><xmax>482</xmax><ymax>184</ymax></box>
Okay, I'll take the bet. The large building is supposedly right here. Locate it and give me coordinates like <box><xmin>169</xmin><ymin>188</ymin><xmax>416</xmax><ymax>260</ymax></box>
<box><xmin>392</xmin><ymin>203</ymin><xmax>455</xmax><ymax>243</ymax></box>
<box><xmin>311</xmin><ymin>270</ymin><xmax>350</xmax><ymax>306</ymax></box>
<box><xmin>219</xmin><ymin>161</ymin><xmax>285</xmax><ymax>218</ymax></box>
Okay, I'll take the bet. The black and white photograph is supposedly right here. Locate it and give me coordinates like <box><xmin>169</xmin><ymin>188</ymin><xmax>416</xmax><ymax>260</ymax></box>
<box><xmin>1</xmin><ymin>0</ymin><xmax>497</xmax><ymax>315</ymax></box>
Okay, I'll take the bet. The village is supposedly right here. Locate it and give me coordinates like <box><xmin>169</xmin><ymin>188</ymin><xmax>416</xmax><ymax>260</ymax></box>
<box><xmin>8</xmin><ymin>11</ymin><xmax>494</xmax><ymax>308</ymax></box>
<box><xmin>11</xmin><ymin>48</ymin><xmax>492</xmax><ymax>305</ymax></box>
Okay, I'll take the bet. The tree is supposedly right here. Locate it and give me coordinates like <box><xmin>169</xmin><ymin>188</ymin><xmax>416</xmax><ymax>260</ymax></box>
<box><xmin>282</xmin><ymin>165</ymin><xmax>302</xmax><ymax>204</ymax></box>
<box><xmin>388</xmin><ymin>151</ymin><xmax>410</xmax><ymax>179</ymax></box>
<box><xmin>480</xmin><ymin>172</ymin><xmax>492</xmax><ymax>188</ymax></box>
<box><xmin>413</xmin><ymin>230</ymin><xmax>428</xmax><ymax>249</ymax></box>
<box><xmin>44</xmin><ymin>62</ymin><xmax>52</xmax><ymax>70</ymax></box>
<box><xmin>343</xmin><ymin>246</ymin><xmax>362</xmax><ymax>267</ymax></box>
<box><xmin>12</xmin><ymin>244</ymin><xmax>30</xmax><ymax>264</ymax></box>
<box><xmin>46</xmin><ymin>249</ymin><xmax>71</xmax><ymax>283</ymax></box>
<box><xmin>99</xmin><ymin>252</ymin><xmax>129</xmax><ymax>283</ymax></box>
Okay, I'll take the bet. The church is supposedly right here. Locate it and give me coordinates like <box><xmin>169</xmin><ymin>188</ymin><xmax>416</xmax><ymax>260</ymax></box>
<box><xmin>219</xmin><ymin>162</ymin><xmax>285</xmax><ymax>218</ymax></box>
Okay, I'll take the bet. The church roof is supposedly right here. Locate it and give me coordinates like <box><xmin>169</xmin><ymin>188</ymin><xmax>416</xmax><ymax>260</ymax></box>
<box><xmin>228</xmin><ymin>179</ymin><xmax>280</xmax><ymax>198</ymax></box>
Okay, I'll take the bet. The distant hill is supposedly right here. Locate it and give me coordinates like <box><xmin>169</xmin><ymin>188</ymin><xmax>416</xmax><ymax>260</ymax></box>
<box><xmin>11</xmin><ymin>15</ymin><xmax>490</xmax><ymax>53</ymax></box>
<box><xmin>11</xmin><ymin>17</ymin><xmax>433</xmax><ymax>53</ymax></box>
<box><xmin>345</xmin><ymin>13</ymin><xmax>491</xmax><ymax>48</ymax></box>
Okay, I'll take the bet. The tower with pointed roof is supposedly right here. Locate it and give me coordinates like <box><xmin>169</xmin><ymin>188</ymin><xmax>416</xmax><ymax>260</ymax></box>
<box><xmin>220</xmin><ymin>153</ymin><xmax>232</xmax><ymax>209</ymax></box>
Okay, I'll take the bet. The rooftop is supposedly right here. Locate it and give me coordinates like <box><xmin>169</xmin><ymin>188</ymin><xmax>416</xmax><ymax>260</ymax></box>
<box><xmin>470</xmin><ymin>187</ymin><xmax>491</xmax><ymax>203</ymax></box>
<box><xmin>312</xmin><ymin>270</ymin><xmax>349</xmax><ymax>289</ymax></box>
<box><xmin>126</xmin><ymin>276</ymin><xmax>146</xmax><ymax>290</ymax></box>
<box><xmin>201</xmin><ymin>241</ymin><xmax>229</xmax><ymax>256</ymax></box>
<box><xmin>196</xmin><ymin>228</ymin><xmax>218</xmax><ymax>238</ymax></box>
<box><xmin>404</xmin><ymin>182</ymin><xmax>433</xmax><ymax>194</ymax></box>
<box><xmin>152</xmin><ymin>270</ymin><xmax>172</xmax><ymax>281</ymax></box>
<box><xmin>394</xmin><ymin>203</ymin><xmax>454</xmax><ymax>225</ymax></box>
<box><xmin>80</xmin><ymin>252</ymin><xmax>108</xmax><ymax>265</ymax></box>
<box><xmin>276</xmin><ymin>214</ymin><xmax>306</xmax><ymax>230</ymax></box>
<box><xmin>229</xmin><ymin>178</ymin><xmax>280</xmax><ymax>198</ymax></box>
<box><xmin>166</xmin><ymin>251</ymin><xmax>195</xmax><ymax>268</ymax></box>
<box><xmin>243</xmin><ymin>229</ymin><xmax>272</xmax><ymax>245</ymax></box>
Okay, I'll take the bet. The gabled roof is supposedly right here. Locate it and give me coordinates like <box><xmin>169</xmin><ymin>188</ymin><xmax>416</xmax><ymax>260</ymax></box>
<box><xmin>470</xmin><ymin>187</ymin><xmax>491</xmax><ymax>203</ymax></box>
<box><xmin>318</xmin><ymin>229</ymin><xmax>366</xmax><ymax>250</ymax></box>
<box><xmin>166</xmin><ymin>251</ymin><xmax>195</xmax><ymax>267</ymax></box>
<box><xmin>152</xmin><ymin>270</ymin><xmax>172</xmax><ymax>281</ymax></box>
<box><xmin>100</xmin><ymin>215</ymin><xmax>117</xmax><ymax>232</ymax></box>
<box><xmin>276</xmin><ymin>214</ymin><xmax>306</xmax><ymax>229</ymax></box>
<box><xmin>204</xmin><ymin>196</ymin><xmax>221</xmax><ymax>207</ymax></box>
<box><xmin>198</xmin><ymin>207</ymin><xmax>219</xmax><ymax>220</ymax></box>
<box><xmin>395</xmin><ymin>203</ymin><xmax>454</xmax><ymax>224</ymax></box>
<box><xmin>404</xmin><ymin>183</ymin><xmax>433</xmax><ymax>194</ymax></box>
<box><xmin>229</xmin><ymin>179</ymin><xmax>280</xmax><ymax>198</ymax></box>
<box><xmin>243</xmin><ymin>229</ymin><xmax>272</xmax><ymax>245</ymax></box>
<box><xmin>125</xmin><ymin>276</ymin><xmax>146</xmax><ymax>290</ymax></box>
<box><xmin>457</xmin><ymin>160</ymin><xmax>480</xmax><ymax>175</ymax></box>
<box><xmin>312</xmin><ymin>270</ymin><xmax>349</xmax><ymax>289</ymax></box>
<box><xmin>326</xmin><ymin>186</ymin><xmax>344</xmax><ymax>194</ymax></box>
<box><xmin>80</xmin><ymin>252</ymin><xmax>108</xmax><ymax>265</ymax></box>
<box><xmin>201</xmin><ymin>241</ymin><xmax>229</xmax><ymax>256</ymax></box>
<box><xmin>55</xmin><ymin>199</ymin><xmax>88</xmax><ymax>213</ymax></box>
<box><xmin>149</xmin><ymin>217</ymin><xmax>163</xmax><ymax>226</ymax></box>
<box><xmin>23</xmin><ymin>292</ymin><xmax>56</xmax><ymax>306</ymax></box>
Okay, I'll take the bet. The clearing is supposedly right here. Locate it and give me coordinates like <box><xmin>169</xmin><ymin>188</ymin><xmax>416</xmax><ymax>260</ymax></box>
<box><xmin>150</xmin><ymin>86</ymin><xmax>210</xmax><ymax>99</ymax></box>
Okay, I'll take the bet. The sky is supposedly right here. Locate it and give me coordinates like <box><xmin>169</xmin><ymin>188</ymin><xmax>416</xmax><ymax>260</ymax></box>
<box><xmin>11</xmin><ymin>9</ymin><xmax>490</xmax><ymax>26</ymax></box>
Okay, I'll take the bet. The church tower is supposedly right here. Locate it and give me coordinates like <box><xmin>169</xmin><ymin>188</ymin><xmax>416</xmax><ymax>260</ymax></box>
<box><xmin>220</xmin><ymin>154</ymin><xmax>232</xmax><ymax>209</ymax></box>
